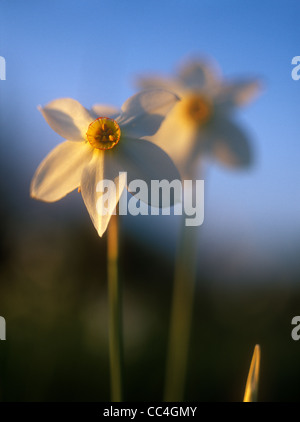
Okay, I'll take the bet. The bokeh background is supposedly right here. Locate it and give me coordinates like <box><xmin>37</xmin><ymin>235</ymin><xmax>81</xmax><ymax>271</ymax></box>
<box><xmin>0</xmin><ymin>0</ymin><xmax>300</xmax><ymax>401</ymax></box>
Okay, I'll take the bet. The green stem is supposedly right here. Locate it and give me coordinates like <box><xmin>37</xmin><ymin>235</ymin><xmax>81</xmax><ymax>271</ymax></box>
<box><xmin>107</xmin><ymin>213</ymin><xmax>123</xmax><ymax>402</ymax></box>
<box><xmin>164</xmin><ymin>221</ymin><xmax>199</xmax><ymax>402</ymax></box>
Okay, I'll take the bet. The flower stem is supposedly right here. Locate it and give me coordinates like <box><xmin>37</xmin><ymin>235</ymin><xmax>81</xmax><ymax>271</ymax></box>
<box><xmin>107</xmin><ymin>213</ymin><xmax>123</xmax><ymax>402</ymax></box>
<box><xmin>164</xmin><ymin>222</ymin><xmax>198</xmax><ymax>402</ymax></box>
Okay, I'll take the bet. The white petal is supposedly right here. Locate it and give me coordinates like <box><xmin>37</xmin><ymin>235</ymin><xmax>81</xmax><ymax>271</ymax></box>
<box><xmin>31</xmin><ymin>141</ymin><xmax>93</xmax><ymax>202</ymax></box>
<box><xmin>91</xmin><ymin>104</ymin><xmax>120</xmax><ymax>119</ymax></box>
<box><xmin>193</xmin><ymin>117</ymin><xmax>252</xmax><ymax>168</ymax></box>
<box><xmin>80</xmin><ymin>150</ymin><xmax>126</xmax><ymax>237</ymax></box>
<box><xmin>39</xmin><ymin>98</ymin><xmax>95</xmax><ymax>141</ymax></box>
<box><xmin>216</xmin><ymin>79</ymin><xmax>262</xmax><ymax>108</ymax></box>
<box><xmin>118</xmin><ymin>89</ymin><xmax>179</xmax><ymax>139</ymax></box>
<box><xmin>116</xmin><ymin>137</ymin><xmax>181</xmax><ymax>207</ymax></box>
<box><xmin>177</xmin><ymin>58</ymin><xmax>221</xmax><ymax>90</ymax></box>
<box><xmin>136</xmin><ymin>75</ymin><xmax>183</xmax><ymax>96</ymax></box>
<box><xmin>143</xmin><ymin>102</ymin><xmax>199</xmax><ymax>178</ymax></box>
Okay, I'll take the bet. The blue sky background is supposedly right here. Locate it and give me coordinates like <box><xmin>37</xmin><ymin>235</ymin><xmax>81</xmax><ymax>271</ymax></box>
<box><xmin>1</xmin><ymin>0</ymin><xmax>300</xmax><ymax>283</ymax></box>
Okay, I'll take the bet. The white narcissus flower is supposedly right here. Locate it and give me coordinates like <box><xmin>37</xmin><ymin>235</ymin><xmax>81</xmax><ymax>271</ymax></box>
<box><xmin>137</xmin><ymin>58</ymin><xmax>262</xmax><ymax>177</ymax></box>
<box><xmin>30</xmin><ymin>90</ymin><xmax>180</xmax><ymax>236</ymax></box>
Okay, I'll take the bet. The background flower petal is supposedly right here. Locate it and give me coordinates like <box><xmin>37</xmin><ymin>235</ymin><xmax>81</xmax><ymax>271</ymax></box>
<box><xmin>116</xmin><ymin>137</ymin><xmax>182</xmax><ymax>208</ymax></box>
<box><xmin>136</xmin><ymin>75</ymin><xmax>183</xmax><ymax>96</ymax></box>
<box><xmin>30</xmin><ymin>140</ymin><xmax>93</xmax><ymax>202</ymax></box>
<box><xmin>118</xmin><ymin>89</ymin><xmax>179</xmax><ymax>138</ymax></box>
<box><xmin>80</xmin><ymin>151</ymin><xmax>127</xmax><ymax>237</ymax></box>
<box><xmin>144</xmin><ymin>104</ymin><xmax>198</xmax><ymax>178</ymax></box>
<box><xmin>193</xmin><ymin>117</ymin><xmax>253</xmax><ymax>168</ymax></box>
<box><xmin>216</xmin><ymin>79</ymin><xmax>262</xmax><ymax>108</ymax></box>
<box><xmin>177</xmin><ymin>58</ymin><xmax>221</xmax><ymax>91</ymax></box>
<box><xmin>39</xmin><ymin>98</ymin><xmax>95</xmax><ymax>141</ymax></box>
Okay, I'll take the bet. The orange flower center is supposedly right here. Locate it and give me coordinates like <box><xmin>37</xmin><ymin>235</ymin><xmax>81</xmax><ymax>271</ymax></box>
<box><xmin>86</xmin><ymin>117</ymin><xmax>121</xmax><ymax>150</ymax></box>
<box><xmin>184</xmin><ymin>94</ymin><xmax>212</xmax><ymax>126</ymax></box>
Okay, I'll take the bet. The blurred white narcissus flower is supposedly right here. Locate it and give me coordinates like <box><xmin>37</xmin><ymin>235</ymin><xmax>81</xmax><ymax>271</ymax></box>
<box><xmin>30</xmin><ymin>90</ymin><xmax>180</xmax><ymax>236</ymax></box>
<box><xmin>137</xmin><ymin>58</ymin><xmax>262</xmax><ymax>177</ymax></box>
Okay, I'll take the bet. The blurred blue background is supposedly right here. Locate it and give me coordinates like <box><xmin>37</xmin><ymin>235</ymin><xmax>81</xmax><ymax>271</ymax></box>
<box><xmin>0</xmin><ymin>0</ymin><xmax>300</xmax><ymax>402</ymax></box>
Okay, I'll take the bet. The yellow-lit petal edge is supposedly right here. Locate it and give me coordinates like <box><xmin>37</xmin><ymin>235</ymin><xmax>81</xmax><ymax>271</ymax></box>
<box><xmin>243</xmin><ymin>344</ymin><xmax>261</xmax><ymax>402</ymax></box>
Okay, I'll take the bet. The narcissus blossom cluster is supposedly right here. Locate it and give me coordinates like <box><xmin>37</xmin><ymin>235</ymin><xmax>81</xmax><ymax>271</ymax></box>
<box><xmin>31</xmin><ymin>57</ymin><xmax>261</xmax><ymax>236</ymax></box>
